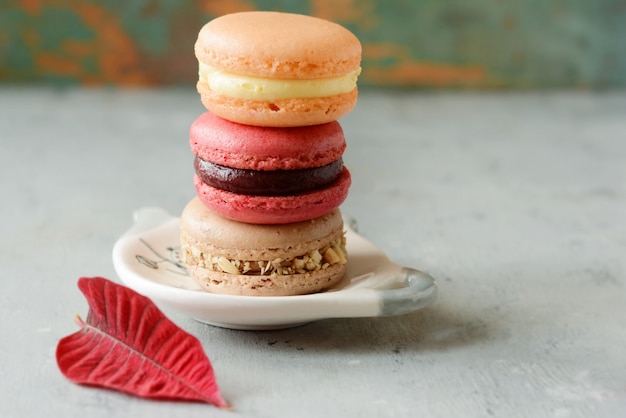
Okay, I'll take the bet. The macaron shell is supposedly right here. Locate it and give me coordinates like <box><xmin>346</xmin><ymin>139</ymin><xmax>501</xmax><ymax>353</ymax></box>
<box><xmin>190</xmin><ymin>111</ymin><xmax>346</xmax><ymax>170</ymax></box>
<box><xmin>180</xmin><ymin>197</ymin><xmax>344</xmax><ymax>259</ymax></box>
<box><xmin>193</xmin><ymin>167</ymin><xmax>351</xmax><ymax>224</ymax></box>
<box><xmin>186</xmin><ymin>263</ymin><xmax>346</xmax><ymax>296</ymax></box>
<box><xmin>194</xmin><ymin>11</ymin><xmax>361</xmax><ymax>79</ymax></box>
<box><xmin>197</xmin><ymin>83</ymin><xmax>358</xmax><ymax>127</ymax></box>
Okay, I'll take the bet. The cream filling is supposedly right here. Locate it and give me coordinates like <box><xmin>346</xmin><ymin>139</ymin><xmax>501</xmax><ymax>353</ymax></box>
<box><xmin>198</xmin><ymin>62</ymin><xmax>360</xmax><ymax>100</ymax></box>
<box><xmin>184</xmin><ymin>236</ymin><xmax>347</xmax><ymax>276</ymax></box>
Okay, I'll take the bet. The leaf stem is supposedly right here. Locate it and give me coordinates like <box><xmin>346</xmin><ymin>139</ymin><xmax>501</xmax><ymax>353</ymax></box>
<box><xmin>74</xmin><ymin>314</ymin><xmax>86</xmax><ymax>328</ymax></box>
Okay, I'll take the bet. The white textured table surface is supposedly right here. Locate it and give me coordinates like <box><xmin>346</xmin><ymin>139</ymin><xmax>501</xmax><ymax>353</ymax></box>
<box><xmin>1</xmin><ymin>87</ymin><xmax>625</xmax><ymax>417</ymax></box>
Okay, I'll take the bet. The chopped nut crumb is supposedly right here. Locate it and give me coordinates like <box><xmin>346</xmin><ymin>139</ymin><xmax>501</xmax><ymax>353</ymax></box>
<box><xmin>183</xmin><ymin>235</ymin><xmax>347</xmax><ymax>276</ymax></box>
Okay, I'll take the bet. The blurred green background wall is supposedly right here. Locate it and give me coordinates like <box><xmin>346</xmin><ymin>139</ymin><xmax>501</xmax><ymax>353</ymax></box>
<box><xmin>1</xmin><ymin>0</ymin><xmax>625</xmax><ymax>89</ymax></box>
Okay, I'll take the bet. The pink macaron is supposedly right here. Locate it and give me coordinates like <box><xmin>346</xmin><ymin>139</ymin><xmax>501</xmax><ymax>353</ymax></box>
<box><xmin>189</xmin><ymin>111</ymin><xmax>351</xmax><ymax>224</ymax></box>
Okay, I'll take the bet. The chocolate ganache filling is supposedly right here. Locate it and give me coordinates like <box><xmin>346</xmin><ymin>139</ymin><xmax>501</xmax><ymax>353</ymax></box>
<box><xmin>194</xmin><ymin>156</ymin><xmax>344</xmax><ymax>196</ymax></box>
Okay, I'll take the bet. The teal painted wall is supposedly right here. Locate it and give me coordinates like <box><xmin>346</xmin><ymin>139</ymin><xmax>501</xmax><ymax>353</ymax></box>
<box><xmin>1</xmin><ymin>0</ymin><xmax>625</xmax><ymax>88</ymax></box>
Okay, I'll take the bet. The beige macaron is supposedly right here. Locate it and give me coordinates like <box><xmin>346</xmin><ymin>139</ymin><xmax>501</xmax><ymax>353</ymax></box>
<box><xmin>180</xmin><ymin>198</ymin><xmax>348</xmax><ymax>296</ymax></box>
<box><xmin>194</xmin><ymin>11</ymin><xmax>362</xmax><ymax>127</ymax></box>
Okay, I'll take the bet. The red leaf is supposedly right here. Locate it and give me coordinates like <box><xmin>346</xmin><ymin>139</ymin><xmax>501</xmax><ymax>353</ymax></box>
<box><xmin>56</xmin><ymin>277</ymin><xmax>231</xmax><ymax>409</ymax></box>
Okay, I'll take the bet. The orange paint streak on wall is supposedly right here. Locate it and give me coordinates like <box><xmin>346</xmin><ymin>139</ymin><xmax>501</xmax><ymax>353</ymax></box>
<box><xmin>362</xmin><ymin>42</ymin><xmax>487</xmax><ymax>86</ymax></box>
<box><xmin>364</xmin><ymin>61</ymin><xmax>486</xmax><ymax>86</ymax></box>
<box><xmin>198</xmin><ymin>0</ymin><xmax>256</xmax><ymax>17</ymax></box>
<box><xmin>363</xmin><ymin>42</ymin><xmax>409</xmax><ymax>60</ymax></box>
<box><xmin>18</xmin><ymin>0</ymin><xmax>149</xmax><ymax>84</ymax></box>
<box><xmin>62</xmin><ymin>39</ymin><xmax>93</xmax><ymax>57</ymax></box>
<box><xmin>71</xmin><ymin>2</ymin><xmax>150</xmax><ymax>85</ymax></box>
<box><xmin>17</xmin><ymin>0</ymin><xmax>45</xmax><ymax>14</ymax></box>
<box><xmin>36</xmin><ymin>54</ymin><xmax>82</xmax><ymax>77</ymax></box>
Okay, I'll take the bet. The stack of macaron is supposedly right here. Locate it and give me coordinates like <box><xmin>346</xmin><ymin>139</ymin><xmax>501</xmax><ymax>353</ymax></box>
<box><xmin>180</xmin><ymin>11</ymin><xmax>361</xmax><ymax>296</ymax></box>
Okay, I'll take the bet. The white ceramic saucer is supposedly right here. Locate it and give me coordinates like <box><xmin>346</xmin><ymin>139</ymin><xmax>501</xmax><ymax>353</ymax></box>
<box><xmin>112</xmin><ymin>208</ymin><xmax>437</xmax><ymax>330</ymax></box>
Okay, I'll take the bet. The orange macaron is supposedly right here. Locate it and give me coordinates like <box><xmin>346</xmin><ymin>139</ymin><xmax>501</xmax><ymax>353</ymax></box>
<box><xmin>194</xmin><ymin>11</ymin><xmax>362</xmax><ymax>127</ymax></box>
